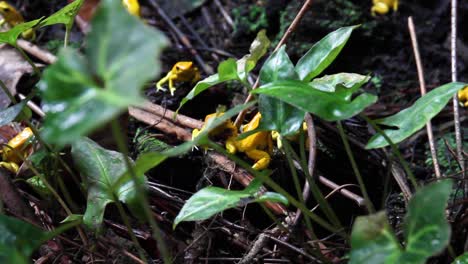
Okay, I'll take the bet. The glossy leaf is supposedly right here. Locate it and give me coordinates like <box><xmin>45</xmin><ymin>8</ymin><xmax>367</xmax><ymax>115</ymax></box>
<box><xmin>349</xmin><ymin>212</ymin><xmax>401</xmax><ymax>264</ymax></box>
<box><xmin>252</xmin><ymin>80</ymin><xmax>377</xmax><ymax>121</ymax></box>
<box><xmin>295</xmin><ymin>26</ymin><xmax>357</xmax><ymax>81</ymax></box>
<box><xmin>177</xmin><ymin>58</ymin><xmax>238</xmax><ymax>113</ymax></box>
<box><xmin>39</xmin><ymin>0</ymin><xmax>167</xmax><ymax>145</ymax></box>
<box><xmin>0</xmin><ymin>214</ymin><xmax>52</xmax><ymax>264</ymax></box>
<box><xmin>174</xmin><ymin>178</ymin><xmax>287</xmax><ymax>228</ymax></box>
<box><xmin>366</xmin><ymin>82</ymin><xmax>467</xmax><ymax>149</ymax></box>
<box><xmin>257</xmin><ymin>45</ymin><xmax>305</xmax><ymax>136</ymax></box>
<box><xmin>39</xmin><ymin>0</ymin><xmax>84</xmax><ymax>28</ymax></box>
<box><xmin>237</xmin><ymin>30</ymin><xmax>271</xmax><ymax>81</ymax></box>
<box><xmin>71</xmin><ymin>137</ymin><xmax>147</xmax><ymax>229</ymax></box>
<box><xmin>396</xmin><ymin>179</ymin><xmax>452</xmax><ymax>263</ymax></box>
<box><xmin>0</xmin><ymin>19</ymin><xmax>41</xmax><ymax>46</ymax></box>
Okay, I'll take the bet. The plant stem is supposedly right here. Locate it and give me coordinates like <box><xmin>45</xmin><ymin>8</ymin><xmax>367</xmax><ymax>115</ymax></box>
<box><xmin>281</xmin><ymin>136</ymin><xmax>314</xmax><ymax>234</ymax></box>
<box><xmin>337</xmin><ymin>121</ymin><xmax>375</xmax><ymax>213</ymax></box>
<box><xmin>207</xmin><ymin>141</ymin><xmax>342</xmax><ymax>237</ymax></box>
<box><xmin>114</xmin><ymin>198</ymin><xmax>148</xmax><ymax>262</ymax></box>
<box><xmin>361</xmin><ymin>115</ymin><xmax>419</xmax><ymax>190</ymax></box>
<box><xmin>15</xmin><ymin>45</ymin><xmax>40</xmax><ymax>76</ymax></box>
<box><xmin>284</xmin><ymin>138</ymin><xmax>342</xmax><ymax>229</ymax></box>
<box><xmin>110</xmin><ymin>120</ymin><xmax>171</xmax><ymax>264</ymax></box>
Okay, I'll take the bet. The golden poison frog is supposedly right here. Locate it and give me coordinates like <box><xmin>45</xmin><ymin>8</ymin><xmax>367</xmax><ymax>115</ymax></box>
<box><xmin>459</xmin><ymin>86</ymin><xmax>468</xmax><ymax>107</ymax></box>
<box><xmin>0</xmin><ymin>1</ymin><xmax>35</xmax><ymax>40</ymax></box>
<box><xmin>371</xmin><ymin>0</ymin><xmax>398</xmax><ymax>16</ymax></box>
<box><xmin>156</xmin><ymin>61</ymin><xmax>201</xmax><ymax>96</ymax></box>
<box><xmin>122</xmin><ymin>0</ymin><xmax>141</xmax><ymax>17</ymax></box>
<box><xmin>193</xmin><ymin>112</ymin><xmax>272</xmax><ymax>170</ymax></box>
<box><xmin>226</xmin><ymin>112</ymin><xmax>273</xmax><ymax>170</ymax></box>
<box><xmin>0</xmin><ymin>127</ymin><xmax>33</xmax><ymax>173</ymax></box>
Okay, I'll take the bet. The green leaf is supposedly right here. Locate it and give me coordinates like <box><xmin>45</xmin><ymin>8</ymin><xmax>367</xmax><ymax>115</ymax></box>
<box><xmin>349</xmin><ymin>180</ymin><xmax>453</xmax><ymax>264</ymax></box>
<box><xmin>349</xmin><ymin>212</ymin><xmax>401</xmax><ymax>264</ymax></box>
<box><xmin>310</xmin><ymin>73</ymin><xmax>370</xmax><ymax>93</ymax></box>
<box><xmin>295</xmin><ymin>25</ymin><xmax>358</xmax><ymax>81</ymax></box>
<box><xmin>397</xmin><ymin>179</ymin><xmax>452</xmax><ymax>263</ymax></box>
<box><xmin>177</xmin><ymin>58</ymin><xmax>238</xmax><ymax>113</ymax></box>
<box><xmin>174</xmin><ymin>178</ymin><xmax>287</xmax><ymax>228</ymax></box>
<box><xmin>236</xmin><ymin>30</ymin><xmax>270</xmax><ymax>81</ymax></box>
<box><xmin>71</xmin><ymin>137</ymin><xmax>147</xmax><ymax>229</ymax></box>
<box><xmin>252</xmin><ymin>80</ymin><xmax>377</xmax><ymax>121</ymax></box>
<box><xmin>453</xmin><ymin>253</ymin><xmax>468</xmax><ymax>264</ymax></box>
<box><xmin>0</xmin><ymin>214</ymin><xmax>53</xmax><ymax>263</ymax></box>
<box><xmin>366</xmin><ymin>82</ymin><xmax>467</xmax><ymax>149</ymax></box>
<box><xmin>0</xmin><ymin>19</ymin><xmax>41</xmax><ymax>46</ymax></box>
<box><xmin>257</xmin><ymin>45</ymin><xmax>305</xmax><ymax>136</ymax></box>
<box><xmin>0</xmin><ymin>100</ymin><xmax>28</xmax><ymax>126</ymax></box>
<box><xmin>39</xmin><ymin>0</ymin><xmax>168</xmax><ymax>145</ymax></box>
<box><xmin>39</xmin><ymin>0</ymin><xmax>84</xmax><ymax>28</ymax></box>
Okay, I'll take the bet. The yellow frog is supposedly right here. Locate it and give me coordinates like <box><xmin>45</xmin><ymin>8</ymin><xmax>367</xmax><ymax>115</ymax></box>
<box><xmin>0</xmin><ymin>1</ymin><xmax>35</xmax><ymax>40</ymax></box>
<box><xmin>193</xmin><ymin>112</ymin><xmax>273</xmax><ymax>170</ymax></box>
<box><xmin>371</xmin><ymin>0</ymin><xmax>399</xmax><ymax>16</ymax></box>
<box><xmin>122</xmin><ymin>0</ymin><xmax>141</xmax><ymax>17</ymax></box>
<box><xmin>0</xmin><ymin>127</ymin><xmax>33</xmax><ymax>173</ymax></box>
<box><xmin>459</xmin><ymin>86</ymin><xmax>468</xmax><ymax>107</ymax></box>
<box><xmin>226</xmin><ymin>112</ymin><xmax>273</xmax><ymax>170</ymax></box>
<box><xmin>156</xmin><ymin>61</ymin><xmax>201</xmax><ymax>96</ymax></box>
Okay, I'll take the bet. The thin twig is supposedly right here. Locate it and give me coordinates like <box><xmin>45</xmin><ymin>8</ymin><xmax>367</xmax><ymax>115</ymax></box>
<box><xmin>407</xmin><ymin>17</ymin><xmax>442</xmax><ymax>179</ymax></box>
<box><xmin>233</xmin><ymin>0</ymin><xmax>314</xmax><ymax>128</ymax></box>
<box><xmin>213</xmin><ymin>0</ymin><xmax>234</xmax><ymax>28</ymax></box>
<box><xmin>451</xmin><ymin>0</ymin><xmax>465</xmax><ymax>187</ymax></box>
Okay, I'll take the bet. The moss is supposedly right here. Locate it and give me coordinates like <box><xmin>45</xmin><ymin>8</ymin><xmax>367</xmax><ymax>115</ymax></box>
<box><xmin>232</xmin><ymin>4</ymin><xmax>268</xmax><ymax>35</ymax></box>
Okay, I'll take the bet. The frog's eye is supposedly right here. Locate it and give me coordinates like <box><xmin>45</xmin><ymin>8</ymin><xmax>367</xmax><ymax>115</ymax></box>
<box><xmin>1</xmin><ymin>7</ymin><xmax>10</xmax><ymax>12</ymax></box>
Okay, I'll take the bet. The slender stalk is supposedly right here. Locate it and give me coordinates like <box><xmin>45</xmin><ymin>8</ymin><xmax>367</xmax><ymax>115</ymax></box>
<box><xmin>281</xmin><ymin>137</ymin><xmax>315</xmax><ymax>234</ymax></box>
<box><xmin>337</xmin><ymin>122</ymin><xmax>375</xmax><ymax>213</ymax></box>
<box><xmin>64</xmin><ymin>26</ymin><xmax>70</xmax><ymax>48</ymax></box>
<box><xmin>15</xmin><ymin>46</ymin><xmax>40</xmax><ymax>76</ymax></box>
<box><xmin>285</xmin><ymin>138</ymin><xmax>342</xmax><ymax>229</ymax></box>
<box><xmin>114</xmin><ymin>198</ymin><xmax>148</xmax><ymax>262</ymax></box>
<box><xmin>361</xmin><ymin>115</ymin><xmax>419</xmax><ymax>190</ymax></box>
<box><xmin>207</xmin><ymin>141</ymin><xmax>342</xmax><ymax>236</ymax></box>
<box><xmin>408</xmin><ymin>17</ymin><xmax>442</xmax><ymax>179</ymax></box>
<box><xmin>111</xmin><ymin>120</ymin><xmax>171</xmax><ymax>264</ymax></box>
<box><xmin>450</xmin><ymin>0</ymin><xmax>465</xmax><ymax>187</ymax></box>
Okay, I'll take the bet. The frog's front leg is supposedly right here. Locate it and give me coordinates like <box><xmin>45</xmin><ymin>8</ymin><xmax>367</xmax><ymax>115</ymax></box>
<box><xmin>0</xmin><ymin>19</ymin><xmax>5</xmax><ymax>26</ymax></box>
<box><xmin>156</xmin><ymin>73</ymin><xmax>170</xmax><ymax>92</ymax></box>
<box><xmin>168</xmin><ymin>77</ymin><xmax>176</xmax><ymax>96</ymax></box>
<box><xmin>245</xmin><ymin>149</ymin><xmax>270</xmax><ymax>170</ymax></box>
<box><xmin>226</xmin><ymin>138</ymin><xmax>237</xmax><ymax>154</ymax></box>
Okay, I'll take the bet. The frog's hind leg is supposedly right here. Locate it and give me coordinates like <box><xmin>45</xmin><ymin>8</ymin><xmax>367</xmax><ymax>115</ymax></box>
<box><xmin>245</xmin><ymin>149</ymin><xmax>270</xmax><ymax>170</ymax></box>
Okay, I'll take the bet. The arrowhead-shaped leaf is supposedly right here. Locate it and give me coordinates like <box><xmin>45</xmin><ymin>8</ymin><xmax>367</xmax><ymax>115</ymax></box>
<box><xmin>295</xmin><ymin>25</ymin><xmax>357</xmax><ymax>81</ymax></box>
<box><xmin>71</xmin><ymin>137</ymin><xmax>147</xmax><ymax>229</ymax></box>
<box><xmin>174</xmin><ymin>178</ymin><xmax>287</xmax><ymax>228</ymax></box>
<box><xmin>39</xmin><ymin>0</ymin><xmax>84</xmax><ymax>28</ymax></box>
<box><xmin>0</xmin><ymin>19</ymin><xmax>41</xmax><ymax>46</ymax></box>
<box><xmin>366</xmin><ymin>82</ymin><xmax>467</xmax><ymax>149</ymax></box>
<box><xmin>39</xmin><ymin>0</ymin><xmax>167</xmax><ymax>145</ymax></box>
